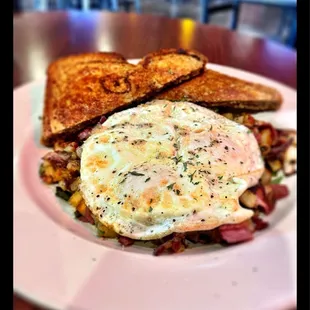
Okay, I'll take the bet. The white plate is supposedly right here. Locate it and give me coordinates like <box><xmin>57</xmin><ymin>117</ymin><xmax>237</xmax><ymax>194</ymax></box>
<box><xmin>14</xmin><ymin>61</ymin><xmax>297</xmax><ymax>310</ymax></box>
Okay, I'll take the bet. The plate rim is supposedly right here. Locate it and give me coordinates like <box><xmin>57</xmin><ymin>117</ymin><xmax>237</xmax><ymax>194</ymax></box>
<box><xmin>14</xmin><ymin>61</ymin><xmax>297</xmax><ymax>310</ymax></box>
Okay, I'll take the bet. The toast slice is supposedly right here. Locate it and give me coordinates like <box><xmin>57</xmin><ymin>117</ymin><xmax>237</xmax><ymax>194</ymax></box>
<box><xmin>154</xmin><ymin>69</ymin><xmax>283</xmax><ymax>112</ymax></box>
<box><xmin>41</xmin><ymin>49</ymin><xmax>207</xmax><ymax>146</ymax></box>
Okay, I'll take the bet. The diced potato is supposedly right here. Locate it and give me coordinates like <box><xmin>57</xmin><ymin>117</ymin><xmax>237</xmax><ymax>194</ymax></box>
<box><xmin>240</xmin><ymin>190</ymin><xmax>257</xmax><ymax>208</ymax></box>
<box><xmin>76</xmin><ymin>200</ymin><xmax>87</xmax><ymax>216</ymax></box>
<box><xmin>242</xmin><ymin>114</ymin><xmax>255</xmax><ymax>127</ymax></box>
<box><xmin>222</xmin><ymin>112</ymin><xmax>233</xmax><ymax>120</ymax></box>
<box><xmin>97</xmin><ymin>222</ymin><xmax>117</xmax><ymax>238</ymax></box>
<box><xmin>54</xmin><ymin>141</ymin><xmax>78</xmax><ymax>153</ymax></box>
<box><xmin>260</xmin><ymin>128</ymin><xmax>273</xmax><ymax>147</ymax></box>
<box><xmin>69</xmin><ymin>177</ymin><xmax>81</xmax><ymax>192</ymax></box>
<box><xmin>268</xmin><ymin>159</ymin><xmax>282</xmax><ymax>172</ymax></box>
<box><xmin>40</xmin><ymin>162</ymin><xmax>71</xmax><ymax>184</ymax></box>
<box><xmin>66</xmin><ymin>160</ymin><xmax>80</xmax><ymax>172</ymax></box>
<box><xmin>283</xmin><ymin>145</ymin><xmax>297</xmax><ymax>176</ymax></box>
<box><xmin>260</xmin><ymin>169</ymin><xmax>272</xmax><ymax>185</ymax></box>
<box><xmin>232</xmin><ymin>115</ymin><xmax>244</xmax><ymax>124</ymax></box>
<box><xmin>69</xmin><ymin>191</ymin><xmax>83</xmax><ymax>208</ymax></box>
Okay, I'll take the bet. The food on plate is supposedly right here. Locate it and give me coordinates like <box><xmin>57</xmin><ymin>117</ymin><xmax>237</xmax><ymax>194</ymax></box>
<box><xmin>41</xmin><ymin>48</ymin><xmax>207</xmax><ymax>146</ymax></box>
<box><xmin>154</xmin><ymin>69</ymin><xmax>283</xmax><ymax>112</ymax></box>
<box><xmin>39</xmin><ymin>48</ymin><xmax>296</xmax><ymax>256</ymax></box>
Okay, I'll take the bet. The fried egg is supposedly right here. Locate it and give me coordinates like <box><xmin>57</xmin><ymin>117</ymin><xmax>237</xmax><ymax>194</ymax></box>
<box><xmin>79</xmin><ymin>100</ymin><xmax>264</xmax><ymax>240</ymax></box>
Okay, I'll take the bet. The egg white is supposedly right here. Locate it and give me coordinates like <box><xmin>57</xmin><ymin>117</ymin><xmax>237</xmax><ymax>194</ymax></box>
<box><xmin>79</xmin><ymin>100</ymin><xmax>264</xmax><ymax>240</ymax></box>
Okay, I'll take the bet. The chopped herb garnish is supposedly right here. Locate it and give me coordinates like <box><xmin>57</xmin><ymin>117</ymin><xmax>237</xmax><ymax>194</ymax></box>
<box><xmin>149</xmin><ymin>207</ymin><xmax>153</xmax><ymax>212</ymax></box>
<box><xmin>55</xmin><ymin>187</ymin><xmax>71</xmax><ymax>201</ymax></box>
<box><xmin>145</xmin><ymin>177</ymin><xmax>151</xmax><ymax>182</ymax></box>
<box><xmin>188</xmin><ymin>170</ymin><xmax>196</xmax><ymax>183</ymax></box>
<box><xmin>39</xmin><ymin>164</ymin><xmax>44</xmax><ymax>177</ymax></box>
<box><xmin>272</xmin><ymin>176</ymin><xmax>284</xmax><ymax>184</ymax></box>
<box><xmin>218</xmin><ymin>176</ymin><xmax>223</xmax><ymax>180</ymax></box>
<box><xmin>172</xmin><ymin>155</ymin><xmax>183</xmax><ymax>164</ymax></box>
<box><xmin>129</xmin><ymin>171</ymin><xmax>145</xmax><ymax>176</ymax></box>
<box><xmin>167</xmin><ymin>183</ymin><xmax>175</xmax><ymax>190</ymax></box>
<box><xmin>176</xmin><ymin>189</ymin><xmax>181</xmax><ymax>195</ymax></box>
<box><xmin>183</xmin><ymin>162</ymin><xmax>188</xmax><ymax>171</ymax></box>
<box><xmin>173</xmin><ymin>141</ymin><xmax>180</xmax><ymax>150</ymax></box>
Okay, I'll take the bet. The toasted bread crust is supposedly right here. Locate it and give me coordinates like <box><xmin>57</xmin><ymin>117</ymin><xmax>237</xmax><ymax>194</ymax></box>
<box><xmin>41</xmin><ymin>49</ymin><xmax>207</xmax><ymax>146</ymax></box>
<box><xmin>154</xmin><ymin>69</ymin><xmax>282</xmax><ymax>111</ymax></box>
<box><xmin>47</xmin><ymin>52</ymin><xmax>127</xmax><ymax>74</ymax></box>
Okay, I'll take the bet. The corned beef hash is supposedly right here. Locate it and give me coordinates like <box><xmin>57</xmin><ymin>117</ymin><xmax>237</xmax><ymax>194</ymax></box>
<box><xmin>39</xmin><ymin>99</ymin><xmax>296</xmax><ymax>256</ymax></box>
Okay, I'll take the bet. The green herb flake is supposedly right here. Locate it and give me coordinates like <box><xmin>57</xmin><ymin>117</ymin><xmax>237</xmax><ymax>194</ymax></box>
<box><xmin>218</xmin><ymin>176</ymin><xmax>223</xmax><ymax>180</ymax></box>
<box><xmin>149</xmin><ymin>207</ymin><xmax>153</xmax><ymax>212</ymax></box>
<box><xmin>272</xmin><ymin>176</ymin><xmax>284</xmax><ymax>184</ymax></box>
<box><xmin>167</xmin><ymin>183</ymin><xmax>176</xmax><ymax>190</ymax></box>
<box><xmin>55</xmin><ymin>187</ymin><xmax>71</xmax><ymax>201</ymax></box>
<box><xmin>183</xmin><ymin>162</ymin><xmax>188</xmax><ymax>171</ymax></box>
<box><xmin>97</xmin><ymin>229</ymin><xmax>105</xmax><ymax>237</ymax></box>
<box><xmin>39</xmin><ymin>164</ymin><xmax>45</xmax><ymax>177</ymax></box>
<box><xmin>129</xmin><ymin>171</ymin><xmax>145</xmax><ymax>176</ymax></box>
<box><xmin>172</xmin><ymin>155</ymin><xmax>183</xmax><ymax>165</ymax></box>
<box><xmin>188</xmin><ymin>170</ymin><xmax>196</xmax><ymax>183</ymax></box>
<box><xmin>145</xmin><ymin>177</ymin><xmax>151</xmax><ymax>182</ymax></box>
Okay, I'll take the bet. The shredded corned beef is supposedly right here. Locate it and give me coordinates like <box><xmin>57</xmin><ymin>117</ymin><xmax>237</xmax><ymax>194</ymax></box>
<box><xmin>252</xmin><ymin>216</ymin><xmax>269</xmax><ymax>231</ymax></box>
<box><xmin>42</xmin><ymin>151</ymin><xmax>71</xmax><ymax>168</ymax></box>
<box><xmin>77</xmin><ymin>128</ymin><xmax>93</xmax><ymax>142</ymax></box>
<box><xmin>218</xmin><ymin>222</ymin><xmax>254</xmax><ymax>244</ymax></box>
<box><xmin>118</xmin><ymin>236</ymin><xmax>135</xmax><ymax>247</ymax></box>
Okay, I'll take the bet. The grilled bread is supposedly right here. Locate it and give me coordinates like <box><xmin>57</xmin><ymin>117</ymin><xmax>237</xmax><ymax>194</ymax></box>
<box><xmin>41</xmin><ymin>48</ymin><xmax>207</xmax><ymax>146</ymax></box>
<box><xmin>154</xmin><ymin>69</ymin><xmax>283</xmax><ymax>112</ymax></box>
